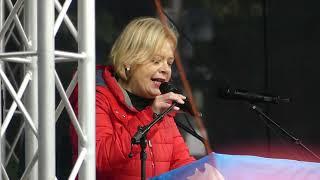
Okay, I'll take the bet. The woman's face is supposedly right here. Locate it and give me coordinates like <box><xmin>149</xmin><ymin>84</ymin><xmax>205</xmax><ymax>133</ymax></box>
<box><xmin>125</xmin><ymin>40</ymin><xmax>175</xmax><ymax>99</ymax></box>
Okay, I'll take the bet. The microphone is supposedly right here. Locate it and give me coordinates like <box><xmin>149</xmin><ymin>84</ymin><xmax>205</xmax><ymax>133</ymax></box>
<box><xmin>159</xmin><ymin>82</ymin><xmax>197</xmax><ymax>116</ymax></box>
<box><xmin>218</xmin><ymin>87</ymin><xmax>290</xmax><ymax>104</ymax></box>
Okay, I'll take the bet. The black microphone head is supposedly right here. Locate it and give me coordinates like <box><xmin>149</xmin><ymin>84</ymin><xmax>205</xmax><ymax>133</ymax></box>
<box><xmin>159</xmin><ymin>82</ymin><xmax>197</xmax><ymax>116</ymax></box>
<box><xmin>159</xmin><ymin>82</ymin><xmax>181</xmax><ymax>94</ymax></box>
<box><xmin>218</xmin><ymin>86</ymin><xmax>290</xmax><ymax>104</ymax></box>
<box><xmin>216</xmin><ymin>80</ymin><xmax>233</xmax><ymax>98</ymax></box>
<box><xmin>218</xmin><ymin>87</ymin><xmax>231</xmax><ymax>98</ymax></box>
<box><xmin>218</xmin><ymin>87</ymin><xmax>246</xmax><ymax>99</ymax></box>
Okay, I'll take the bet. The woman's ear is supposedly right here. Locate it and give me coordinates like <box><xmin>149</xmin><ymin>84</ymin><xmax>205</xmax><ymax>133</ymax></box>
<box><xmin>125</xmin><ymin>66</ymin><xmax>130</xmax><ymax>72</ymax></box>
<box><xmin>124</xmin><ymin>65</ymin><xmax>131</xmax><ymax>79</ymax></box>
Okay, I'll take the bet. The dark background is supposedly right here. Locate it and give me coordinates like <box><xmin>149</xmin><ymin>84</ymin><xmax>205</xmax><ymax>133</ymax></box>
<box><xmin>53</xmin><ymin>0</ymin><xmax>320</xmax><ymax>179</ymax></box>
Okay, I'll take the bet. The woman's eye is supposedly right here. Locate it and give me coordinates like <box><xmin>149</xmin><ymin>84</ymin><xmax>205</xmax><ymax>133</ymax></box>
<box><xmin>152</xmin><ymin>57</ymin><xmax>162</xmax><ymax>64</ymax></box>
<box><xmin>168</xmin><ymin>60</ymin><xmax>174</xmax><ymax>66</ymax></box>
<box><xmin>152</xmin><ymin>59</ymin><xmax>160</xmax><ymax>64</ymax></box>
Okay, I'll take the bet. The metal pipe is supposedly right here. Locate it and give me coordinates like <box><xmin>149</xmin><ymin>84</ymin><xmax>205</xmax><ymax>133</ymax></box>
<box><xmin>55</xmin><ymin>50</ymin><xmax>86</xmax><ymax>59</ymax></box>
<box><xmin>0</xmin><ymin>51</ymin><xmax>37</xmax><ymax>58</ymax></box>
<box><xmin>20</xmin><ymin>149</ymin><xmax>39</xmax><ymax>180</ymax></box>
<box><xmin>78</xmin><ymin>0</ymin><xmax>96</xmax><ymax>178</ymax></box>
<box><xmin>4</xmin><ymin>122</ymin><xmax>24</xmax><ymax>166</ymax></box>
<box><xmin>1</xmin><ymin>72</ymin><xmax>31</xmax><ymax>137</ymax></box>
<box><xmin>4</xmin><ymin>6</ymin><xmax>24</xmax><ymax>47</ymax></box>
<box><xmin>4</xmin><ymin>0</ymin><xmax>30</xmax><ymax>48</ymax></box>
<box><xmin>0</xmin><ymin>0</ymin><xmax>4</xmax><ymax>177</ymax></box>
<box><xmin>0</xmin><ymin>57</ymin><xmax>32</xmax><ymax>63</ymax></box>
<box><xmin>54</xmin><ymin>0</ymin><xmax>72</xmax><ymax>36</ymax></box>
<box><xmin>4</xmin><ymin>62</ymin><xmax>20</xmax><ymax>90</ymax></box>
<box><xmin>54</xmin><ymin>0</ymin><xmax>78</xmax><ymax>41</ymax></box>
<box><xmin>55</xmin><ymin>71</ymin><xmax>87</xmax><ymax>144</ymax></box>
<box><xmin>1</xmin><ymin>164</ymin><xmax>9</xmax><ymax>180</ymax></box>
<box><xmin>38</xmin><ymin>0</ymin><xmax>56</xmax><ymax>178</ymax></box>
<box><xmin>69</xmin><ymin>148</ymin><xmax>87</xmax><ymax>180</ymax></box>
<box><xmin>4</xmin><ymin>109</ymin><xmax>21</xmax><ymax>114</ymax></box>
<box><xmin>25</xmin><ymin>0</ymin><xmax>39</xmax><ymax>178</ymax></box>
<box><xmin>0</xmin><ymin>0</ymin><xmax>26</xmax><ymax>46</ymax></box>
<box><xmin>0</xmin><ymin>70</ymin><xmax>38</xmax><ymax>137</ymax></box>
<box><xmin>55</xmin><ymin>71</ymin><xmax>78</xmax><ymax>121</ymax></box>
<box><xmin>4</xmin><ymin>140</ymin><xmax>20</xmax><ymax>164</ymax></box>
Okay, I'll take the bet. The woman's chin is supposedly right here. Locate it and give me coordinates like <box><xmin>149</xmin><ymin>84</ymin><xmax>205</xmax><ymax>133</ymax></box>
<box><xmin>148</xmin><ymin>90</ymin><xmax>161</xmax><ymax>98</ymax></box>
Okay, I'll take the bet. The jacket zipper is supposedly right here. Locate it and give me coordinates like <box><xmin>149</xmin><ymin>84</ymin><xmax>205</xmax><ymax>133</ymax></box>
<box><xmin>148</xmin><ymin>140</ymin><xmax>155</xmax><ymax>176</ymax></box>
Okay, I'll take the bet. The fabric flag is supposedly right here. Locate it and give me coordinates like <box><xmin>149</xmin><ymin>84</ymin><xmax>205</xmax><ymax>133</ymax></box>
<box><xmin>151</xmin><ymin>152</ymin><xmax>320</xmax><ymax>180</ymax></box>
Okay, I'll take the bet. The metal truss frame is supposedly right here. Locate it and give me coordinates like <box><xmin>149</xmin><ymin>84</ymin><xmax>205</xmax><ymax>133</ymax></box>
<box><xmin>0</xmin><ymin>0</ymin><xmax>96</xmax><ymax>179</ymax></box>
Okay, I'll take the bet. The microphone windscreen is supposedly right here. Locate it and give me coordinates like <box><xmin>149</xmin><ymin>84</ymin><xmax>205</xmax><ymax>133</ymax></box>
<box><xmin>160</xmin><ymin>82</ymin><xmax>181</xmax><ymax>94</ymax></box>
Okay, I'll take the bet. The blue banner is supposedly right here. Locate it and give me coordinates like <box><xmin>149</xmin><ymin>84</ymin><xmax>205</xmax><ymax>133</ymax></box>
<box><xmin>151</xmin><ymin>153</ymin><xmax>320</xmax><ymax>180</ymax></box>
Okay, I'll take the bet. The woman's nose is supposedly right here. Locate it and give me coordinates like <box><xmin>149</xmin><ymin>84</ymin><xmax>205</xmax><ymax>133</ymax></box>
<box><xmin>159</xmin><ymin>62</ymin><xmax>171</xmax><ymax>73</ymax></box>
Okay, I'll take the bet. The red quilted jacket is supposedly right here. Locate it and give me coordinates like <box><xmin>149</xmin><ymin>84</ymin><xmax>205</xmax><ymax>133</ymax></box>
<box><xmin>70</xmin><ymin>65</ymin><xmax>195</xmax><ymax>180</ymax></box>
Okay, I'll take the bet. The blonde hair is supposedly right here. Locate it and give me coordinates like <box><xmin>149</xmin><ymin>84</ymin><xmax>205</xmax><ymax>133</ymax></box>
<box><xmin>110</xmin><ymin>17</ymin><xmax>178</xmax><ymax>80</ymax></box>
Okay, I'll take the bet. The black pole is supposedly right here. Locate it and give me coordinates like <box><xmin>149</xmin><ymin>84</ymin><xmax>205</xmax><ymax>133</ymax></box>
<box><xmin>249</xmin><ymin>103</ymin><xmax>320</xmax><ymax>161</ymax></box>
<box><xmin>174</xmin><ymin>119</ymin><xmax>205</xmax><ymax>144</ymax></box>
<box><xmin>140</xmin><ymin>136</ymin><xmax>147</xmax><ymax>180</ymax></box>
<box><xmin>130</xmin><ymin>104</ymin><xmax>176</xmax><ymax>180</ymax></box>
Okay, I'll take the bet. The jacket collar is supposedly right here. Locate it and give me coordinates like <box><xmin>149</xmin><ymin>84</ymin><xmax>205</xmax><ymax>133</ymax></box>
<box><xmin>99</xmin><ymin>65</ymin><xmax>137</xmax><ymax>112</ymax></box>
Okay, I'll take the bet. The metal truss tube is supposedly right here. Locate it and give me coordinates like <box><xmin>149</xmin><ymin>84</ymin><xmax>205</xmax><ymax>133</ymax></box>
<box><xmin>4</xmin><ymin>109</ymin><xmax>21</xmax><ymax>114</ymax></box>
<box><xmin>54</xmin><ymin>0</ymin><xmax>78</xmax><ymax>41</ymax></box>
<box><xmin>5</xmin><ymin>24</ymin><xmax>18</xmax><ymax>46</ymax></box>
<box><xmin>55</xmin><ymin>71</ymin><xmax>87</xmax><ymax>144</ymax></box>
<box><xmin>0</xmin><ymin>57</ymin><xmax>32</xmax><ymax>63</ymax></box>
<box><xmin>69</xmin><ymin>148</ymin><xmax>87</xmax><ymax>180</ymax></box>
<box><xmin>54</xmin><ymin>0</ymin><xmax>72</xmax><ymax>36</ymax></box>
<box><xmin>78</xmin><ymin>0</ymin><xmax>96</xmax><ymax>179</ymax></box>
<box><xmin>4</xmin><ymin>0</ymin><xmax>30</xmax><ymax>48</ymax></box>
<box><xmin>0</xmin><ymin>0</ymin><xmax>4</xmax><ymax>178</ymax></box>
<box><xmin>25</xmin><ymin>0</ymin><xmax>39</xmax><ymax>178</ymax></box>
<box><xmin>55</xmin><ymin>50</ymin><xmax>86</xmax><ymax>59</ymax></box>
<box><xmin>0</xmin><ymin>51</ymin><xmax>37</xmax><ymax>58</ymax></box>
<box><xmin>38</xmin><ymin>0</ymin><xmax>55</xmax><ymax>178</ymax></box>
<box><xmin>55</xmin><ymin>71</ymin><xmax>78</xmax><ymax>120</ymax></box>
<box><xmin>1</xmin><ymin>72</ymin><xmax>31</xmax><ymax>137</ymax></box>
<box><xmin>0</xmin><ymin>70</ymin><xmax>38</xmax><ymax>138</ymax></box>
<box><xmin>5</xmin><ymin>122</ymin><xmax>24</xmax><ymax>166</ymax></box>
<box><xmin>5</xmin><ymin>141</ymin><xmax>19</xmax><ymax>164</ymax></box>
<box><xmin>4</xmin><ymin>6</ymin><xmax>23</xmax><ymax>47</ymax></box>
<box><xmin>0</xmin><ymin>0</ymin><xmax>24</xmax><ymax>42</ymax></box>
<box><xmin>20</xmin><ymin>148</ymin><xmax>39</xmax><ymax>180</ymax></box>
<box><xmin>1</xmin><ymin>164</ymin><xmax>9</xmax><ymax>180</ymax></box>
<box><xmin>4</xmin><ymin>62</ymin><xmax>20</xmax><ymax>89</ymax></box>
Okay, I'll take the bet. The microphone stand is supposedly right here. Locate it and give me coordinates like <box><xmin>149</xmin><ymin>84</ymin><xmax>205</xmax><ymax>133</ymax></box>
<box><xmin>174</xmin><ymin>118</ymin><xmax>205</xmax><ymax>144</ymax></box>
<box><xmin>130</xmin><ymin>104</ymin><xmax>175</xmax><ymax>180</ymax></box>
<box><xmin>249</xmin><ymin>103</ymin><xmax>320</xmax><ymax>161</ymax></box>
